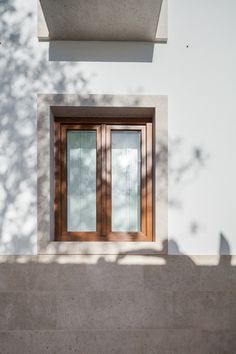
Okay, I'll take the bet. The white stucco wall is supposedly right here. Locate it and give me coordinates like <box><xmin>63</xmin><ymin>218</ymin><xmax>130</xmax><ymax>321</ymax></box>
<box><xmin>0</xmin><ymin>0</ymin><xmax>235</xmax><ymax>255</ymax></box>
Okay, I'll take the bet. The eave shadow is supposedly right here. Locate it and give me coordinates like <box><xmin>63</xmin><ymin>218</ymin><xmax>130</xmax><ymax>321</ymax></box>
<box><xmin>49</xmin><ymin>41</ymin><xmax>155</xmax><ymax>63</ymax></box>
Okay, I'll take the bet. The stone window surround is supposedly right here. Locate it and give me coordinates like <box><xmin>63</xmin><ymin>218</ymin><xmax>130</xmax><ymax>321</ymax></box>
<box><xmin>37</xmin><ymin>94</ymin><xmax>168</xmax><ymax>254</ymax></box>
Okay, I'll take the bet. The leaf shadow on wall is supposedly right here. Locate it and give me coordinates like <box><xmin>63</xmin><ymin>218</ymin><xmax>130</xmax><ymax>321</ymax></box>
<box><xmin>0</xmin><ymin>1</ymin><xmax>92</xmax><ymax>253</ymax></box>
<box><xmin>0</xmin><ymin>0</ymin><xmax>215</xmax><ymax>256</ymax></box>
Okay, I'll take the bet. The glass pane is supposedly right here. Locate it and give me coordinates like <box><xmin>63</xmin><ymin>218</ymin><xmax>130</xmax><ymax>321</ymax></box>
<box><xmin>67</xmin><ymin>131</ymin><xmax>96</xmax><ymax>232</ymax></box>
<box><xmin>112</xmin><ymin>131</ymin><xmax>141</xmax><ymax>232</ymax></box>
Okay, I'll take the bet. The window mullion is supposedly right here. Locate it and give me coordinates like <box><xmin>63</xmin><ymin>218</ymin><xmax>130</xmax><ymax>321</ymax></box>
<box><xmin>105</xmin><ymin>125</ymin><xmax>112</xmax><ymax>236</ymax></box>
<box><xmin>146</xmin><ymin>122</ymin><xmax>153</xmax><ymax>240</ymax></box>
<box><xmin>101</xmin><ymin>124</ymin><xmax>108</xmax><ymax>236</ymax></box>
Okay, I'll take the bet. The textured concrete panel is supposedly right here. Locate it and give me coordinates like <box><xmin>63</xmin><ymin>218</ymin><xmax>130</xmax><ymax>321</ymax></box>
<box><xmin>1</xmin><ymin>330</ymin><xmax>236</xmax><ymax>354</ymax></box>
<box><xmin>144</xmin><ymin>255</ymin><xmax>200</xmax><ymax>291</ymax></box>
<box><xmin>0</xmin><ymin>263</ymin><xmax>28</xmax><ymax>291</ymax></box>
<box><xmin>55</xmin><ymin>290</ymin><xmax>172</xmax><ymax>330</ymax></box>
<box><xmin>143</xmin><ymin>330</ymin><xmax>236</xmax><ymax>354</ymax></box>
<box><xmin>84</xmin><ymin>262</ymin><xmax>144</xmax><ymax>291</ymax></box>
<box><xmin>0</xmin><ymin>292</ymin><xmax>56</xmax><ymax>330</ymax></box>
<box><xmin>0</xmin><ymin>256</ymin><xmax>236</xmax><ymax>352</ymax></box>
<box><xmin>0</xmin><ymin>331</ymin><xmax>145</xmax><ymax>354</ymax></box>
<box><xmin>199</xmin><ymin>260</ymin><xmax>236</xmax><ymax>291</ymax></box>
<box><xmin>173</xmin><ymin>291</ymin><xmax>236</xmax><ymax>331</ymax></box>
<box><xmin>38</xmin><ymin>0</ymin><xmax>166</xmax><ymax>42</ymax></box>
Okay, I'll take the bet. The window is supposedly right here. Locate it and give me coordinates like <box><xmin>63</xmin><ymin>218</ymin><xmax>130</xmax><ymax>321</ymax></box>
<box><xmin>54</xmin><ymin>118</ymin><xmax>153</xmax><ymax>241</ymax></box>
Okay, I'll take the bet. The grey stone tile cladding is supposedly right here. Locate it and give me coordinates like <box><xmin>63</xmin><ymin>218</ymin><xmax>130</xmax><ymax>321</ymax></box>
<box><xmin>0</xmin><ymin>255</ymin><xmax>236</xmax><ymax>353</ymax></box>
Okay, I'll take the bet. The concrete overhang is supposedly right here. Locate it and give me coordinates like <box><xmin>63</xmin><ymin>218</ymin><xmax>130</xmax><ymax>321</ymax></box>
<box><xmin>38</xmin><ymin>0</ymin><xmax>168</xmax><ymax>43</ymax></box>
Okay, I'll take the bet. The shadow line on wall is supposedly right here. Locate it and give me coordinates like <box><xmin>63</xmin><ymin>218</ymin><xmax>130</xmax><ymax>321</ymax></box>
<box><xmin>49</xmin><ymin>41</ymin><xmax>155</xmax><ymax>63</ymax></box>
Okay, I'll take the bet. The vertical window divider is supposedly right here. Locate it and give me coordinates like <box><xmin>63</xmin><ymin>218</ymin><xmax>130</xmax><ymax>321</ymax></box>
<box><xmin>101</xmin><ymin>124</ymin><xmax>107</xmax><ymax>236</ymax></box>
<box><xmin>140</xmin><ymin>125</ymin><xmax>147</xmax><ymax>236</ymax></box>
<box><xmin>97</xmin><ymin>125</ymin><xmax>103</xmax><ymax>236</ymax></box>
<box><xmin>146</xmin><ymin>122</ymin><xmax>153</xmax><ymax>240</ymax></box>
<box><xmin>61</xmin><ymin>124</ymin><xmax>67</xmax><ymax>237</ymax></box>
<box><xmin>106</xmin><ymin>125</ymin><xmax>112</xmax><ymax>235</ymax></box>
<box><xmin>54</xmin><ymin>120</ymin><xmax>61</xmax><ymax>241</ymax></box>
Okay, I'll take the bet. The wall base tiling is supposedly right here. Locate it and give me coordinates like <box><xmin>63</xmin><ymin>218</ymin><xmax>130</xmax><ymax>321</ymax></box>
<box><xmin>0</xmin><ymin>255</ymin><xmax>236</xmax><ymax>353</ymax></box>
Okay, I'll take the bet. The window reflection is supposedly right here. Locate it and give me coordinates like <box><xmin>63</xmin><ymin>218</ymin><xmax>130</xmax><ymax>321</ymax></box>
<box><xmin>112</xmin><ymin>131</ymin><xmax>141</xmax><ymax>232</ymax></box>
<box><xmin>67</xmin><ymin>131</ymin><xmax>96</xmax><ymax>232</ymax></box>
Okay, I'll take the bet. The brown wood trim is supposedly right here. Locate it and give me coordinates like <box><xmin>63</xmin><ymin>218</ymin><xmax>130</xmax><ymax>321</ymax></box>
<box><xmin>106</xmin><ymin>232</ymin><xmax>148</xmax><ymax>242</ymax></box>
<box><xmin>106</xmin><ymin>125</ymin><xmax>111</xmax><ymax>235</ymax></box>
<box><xmin>140</xmin><ymin>125</ymin><xmax>147</xmax><ymax>236</ymax></box>
<box><xmin>54</xmin><ymin>120</ymin><xmax>61</xmax><ymax>241</ymax></box>
<box><xmin>106</xmin><ymin>125</ymin><xmax>147</xmax><ymax>239</ymax></box>
<box><xmin>54</xmin><ymin>119</ymin><xmax>154</xmax><ymax>242</ymax></box>
<box><xmin>60</xmin><ymin>232</ymin><xmax>106</xmax><ymax>242</ymax></box>
<box><xmin>55</xmin><ymin>117</ymin><xmax>152</xmax><ymax>124</ymax></box>
<box><xmin>59</xmin><ymin>232</ymin><xmax>148</xmax><ymax>242</ymax></box>
<box><xmin>60</xmin><ymin>125</ymin><xmax>67</xmax><ymax>239</ymax></box>
<box><xmin>59</xmin><ymin>124</ymin><xmax>102</xmax><ymax>241</ymax></box>
<box><xmin>101</xmin><ymin>124</ymin><xmax>107</xmax><ymax>236</ymax></box>
<box><xmin>96</xmin><ymin>125</ymin><xmax>103</xmax><ymax>236</ymax></box>
<box><xmin>146</xmin><ymin>122</ymin><xmax>153</xmax><ymax>241</ymax></box>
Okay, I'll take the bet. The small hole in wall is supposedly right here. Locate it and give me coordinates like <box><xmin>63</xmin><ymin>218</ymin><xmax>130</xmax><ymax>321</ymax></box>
<box><xmin>186</xmin><ymin>44</ymin><xmax>189</xmax><ymax>48</ymax></box>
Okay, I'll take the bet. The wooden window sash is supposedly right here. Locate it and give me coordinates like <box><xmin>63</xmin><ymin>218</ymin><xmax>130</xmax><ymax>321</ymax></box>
<box><xmin>54</xmin><ymin>119</ymin><xmax>153</xmax><ymax>242</ymax></box>
<box><xmin>105</xmin><ymin>125</ymin><xmax>148</xmax><ymax>241</ymax></box>
<box><xmin>59</xmin><ymin>124</ymin><xmax>103</xmax><ymax>242</ymax></box>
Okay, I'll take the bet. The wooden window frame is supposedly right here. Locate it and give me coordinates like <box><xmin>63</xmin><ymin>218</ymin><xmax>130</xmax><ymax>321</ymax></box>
<box><xmin>54</xmin><ymin>117</ymin><xmax>153</xmax><ymax>242</ymax></box>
